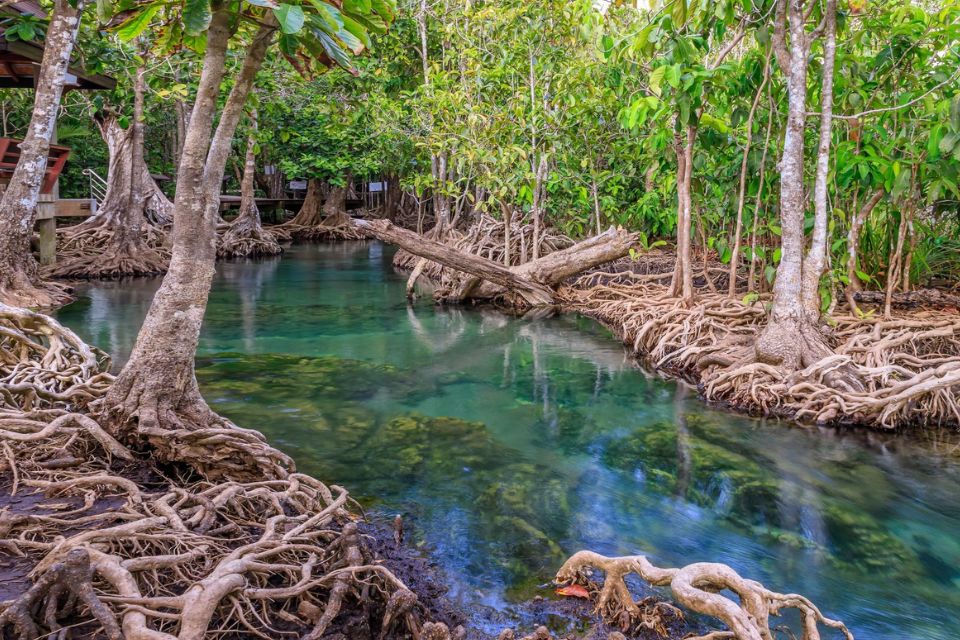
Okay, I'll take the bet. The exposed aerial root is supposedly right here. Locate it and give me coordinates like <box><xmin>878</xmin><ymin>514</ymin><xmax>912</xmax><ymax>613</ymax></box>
<box><xmin>0</xmin><ymin>421</ymin><xmax>428</xmax><ymax>640</ymax></box>
<box><xmin>0</xmin><ymin>269</ymin><xmax>72</xmax><ymax>310</ymax></box>
<box><xmin>562</xmin><ymin>272</ymin><xmax>960</xmax><ymax>428</ymax></box>
<box><xmin>217</xmin><ymin>221</ymin><xmax>283</xmax><ymax>258</ymax></box>
<box><xmin>0</xmin><ymin>302</ymin><xmax>112</xmax><ymax>413</ymax></box>
<box><xmin>0</xmin><ymin>306</ymin><xmax>440</xmax><ymax>640</ymax></box>
<box><xmin>48</xmin><ymin>222</ymin><xmax>170</xmax><ymax>279</ymax></box>
<box><xmin>555</xmin><ymin>550</ymin><xmax>853</xmax><ymax>640</ymax></box>
<box><xmin>272</xmin><ymin>212</ymin><xmax>366</xmax><ymax>243</ymax></box>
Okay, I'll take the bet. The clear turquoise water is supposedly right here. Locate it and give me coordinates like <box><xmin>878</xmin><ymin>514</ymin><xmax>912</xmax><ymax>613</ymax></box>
<box><xmin>55</xmin><ymin>242</ymin><xmax>960</xmax><ymax>639</ymax></box>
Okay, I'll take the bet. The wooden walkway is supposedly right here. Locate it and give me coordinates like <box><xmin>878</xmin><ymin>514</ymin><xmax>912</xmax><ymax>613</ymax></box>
<box><xmin>217</xmin><ymin>195</ymin><xmax>304</xmax><ymax>211</ymax></box>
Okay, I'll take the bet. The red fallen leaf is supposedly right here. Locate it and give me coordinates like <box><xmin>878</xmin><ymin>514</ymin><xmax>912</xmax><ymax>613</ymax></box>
<box><xmin>555</xmin><ymin>584</ymin><xmax>590</xmax><ymax>599</ymax></box>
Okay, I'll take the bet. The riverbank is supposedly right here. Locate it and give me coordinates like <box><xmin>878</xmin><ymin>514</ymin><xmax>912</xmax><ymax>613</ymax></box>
<box><xmin>0</xmin><ymin>278</ymin><xmax>703</xmax><ymax>639</ymax></box>
<box><xmin>18</xmin><ymin>239</ymin><xmax>957</xmax><ymax>637</ymax></box>
<box><xmin>557</xmin><ymin>253</ymin><xmax>960</xmax><ymax>430</ymax></box>
<box><xmin>391</xmin><ymin>230</ymin><xmax>959</xmax><ymax>430</ymax></box>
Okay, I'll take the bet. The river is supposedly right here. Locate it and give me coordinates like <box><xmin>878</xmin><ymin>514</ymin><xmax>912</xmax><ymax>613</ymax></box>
<box><xmin>54</xmin><ymin>242</ymin><xmax>960</xmax><ymax>639</ymax></box>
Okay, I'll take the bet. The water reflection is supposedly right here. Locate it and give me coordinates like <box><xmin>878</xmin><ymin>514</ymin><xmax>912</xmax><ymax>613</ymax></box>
<box><xmin>54</xmin><ymin>242</ymin><xmax>960</xmax><ymax>640</ymax></box>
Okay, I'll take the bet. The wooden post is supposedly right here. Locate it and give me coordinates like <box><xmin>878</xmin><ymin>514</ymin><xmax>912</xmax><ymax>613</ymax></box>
<box><xmin>37</xmin><ymin>193</ymin><xmax>56</xmax><ymax>265</ymax></box>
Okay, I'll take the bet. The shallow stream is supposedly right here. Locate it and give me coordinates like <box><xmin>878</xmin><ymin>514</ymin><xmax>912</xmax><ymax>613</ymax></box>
<box><xmin>55</xmin><ymin>242</ymin><xmax>960</xmax><ymax>640</ymax></box>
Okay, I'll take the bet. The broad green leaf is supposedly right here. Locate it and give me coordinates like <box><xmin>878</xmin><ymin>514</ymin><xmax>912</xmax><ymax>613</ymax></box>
<box><xmin>274</xmin><ymin>3</ymin><xmax>306</xmax><ymax>34</ymax></box>
<box><xmin>665</xmin><ymin>64</ymin><xmax>681</xmax><ymax>89</ymax></box>
<box><xmin>316</xmin><ymin>29</ymin><xmax>355</xmax><ymax>69</ymax></box>
<box><xmin>115</xmin><ymin>5</ymin><xmax>161</xmax><ymax>41</ymax></box>
<box><xmin>340</xmin><ymin>14</ymin><xmax>371</xmax><ymax>49</ymax></box>
<box><xmin>343</xmin><ymin>0</ymin><xmax>371</xmax><ymax>14</ymax></box>
<box><xmin>370</xmin><ymin>0</ymin><xmax>396</xmax><ymax>21</ymax></box>
<box><xmin>183</xmin><ymin>0</ymin><xmax>212</xmax><ymax>36</ymax></box>
<box><xmin>764</xmin><ymin>265</ymin><xmax>776</xmax><ymax>284</ymax></box>
<box><xmin>648</xmin><ymin>66</ymin><xmax>666</xmax><ymax>97</ymax></box>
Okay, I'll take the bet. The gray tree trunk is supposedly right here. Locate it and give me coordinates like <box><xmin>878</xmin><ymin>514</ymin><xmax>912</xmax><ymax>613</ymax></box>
<box><xmin>103</xmin><ymin>13</ymin><xmax>279</xmax><ymax>468</ymax></box>
<box><xmin>0</xmin><ymin>0</ymin><xmax>84</xmax><ymax>306</ymax></box>
<box><xmin>800</xmin><ymin>0</ymin><xmax>838</xmax><ymax>314</ymax></box>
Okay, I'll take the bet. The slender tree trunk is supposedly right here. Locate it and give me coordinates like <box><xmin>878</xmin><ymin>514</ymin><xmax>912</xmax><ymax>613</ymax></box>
<box><xmin>531</xmin><ymin>154</ymin><xmax>547</xmax><ymax>260</ymax></box>
<box><xmin>102</xmin><ymin>13</ymin><xmax>281</xmax><ymax>477</ymax></box>
<box><xmin>590</xmin><ymin>172</ymin><xmax>602</xmax><ymax>236</ymax></box>
<box><xmin>729</xmin><ymin>49</ymin><xmax>771</xmax><ymax>296</ymax></box>
<box><xmin>173</xmin><ymin>99</ymin><xmax>191</xmax><ymax>175</ymax></box>
<box><xmin>747</xmin><ymin>95</ymin><xmax>775</xmax><ymax>293</ymax></box>
<box><xmin>844</xmin><ymin>188</ymin><xmax>884</xmax><ymax>314</ymax></box>
<box><xmin>669</xmin><ymin>125</ymin><xmax>696</xmax><ymax>302</ymax></box>
<box><xmin>885</xmin><ymin>198</ymin><xmax>913</xmax><ymax>318</ymax></box>
<box><xmin>51</xmin><ymin>61</ymin><xmax>168</xmax><ymax>278</ymax></box>
<box><xmin>0</xmin><ymin>0</ymin><xmax>84</xmax><ymax>306</ymax></box>
<box><xmin>501</xmin><ymin>201</ymin><xmax>513</xmax><ymax>266</ymax></box>
<box><xmin>756</xmin><ymin>0</ymin><xmax>831</xmax><ymax>370</ymax></box>
<box><xmin>800</xmin><ymin>0</ymin><xmax>838</xmax><ymax>314</ymax></box>
<box><xmin>219</xmin><ymin>109</ymin><xmax>281</xmax><ymax>258</ymax></box>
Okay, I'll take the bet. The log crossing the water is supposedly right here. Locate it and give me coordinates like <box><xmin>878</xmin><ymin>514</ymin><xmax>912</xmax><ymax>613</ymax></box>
<box><xmin>354</xmin><ymin>219</ymin><xmax>637</xmax><ymax>306</ymax></box>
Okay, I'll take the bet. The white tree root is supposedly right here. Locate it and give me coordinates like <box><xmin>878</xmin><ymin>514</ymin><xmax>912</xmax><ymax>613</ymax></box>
<box><xmin>0</xmin><ymin>305</ymin><xmax>434</xmax><ymax>640</ymax></box>
<box><xmin>562</xmin><ymin>268</ymin><xmax>960</xmax><ymax>429</ymax></box>
<box><xmin>48</xmin><ymin>219</ymin><xmax>170</xmax><ymax>280</ymax></box>
<box><xmin>555</xmin><ymin>550</ymin><xmax>853</xmax><ymax>640</ymax></box>
<box><xmin>0</xmin><ymin>302</ymin><xmax>112</xmax><ymax>414</ymax></box>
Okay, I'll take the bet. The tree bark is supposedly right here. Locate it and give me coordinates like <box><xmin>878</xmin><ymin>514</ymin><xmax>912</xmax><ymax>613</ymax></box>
<box><xmin>843</xmin><ymin>188</ymin><xmax>884</xmax><ymax>314</ymax></box>
<box><xmin>219</xmin><ymin>109</ymin><xmax>281</xmax><ymax>258</ymax></box>
<box><xmin>531</xmin><ymin>154</ymin><xmax>547</xmax><ymax>260</ymax></box>
<box><xmin>747</xmin><ymin>94</ymin><xmax>775</xmax><ymax>293</ymax></box>
<box><xmin>800</xmin><ymin>0</ymin><xmax>838</xmax><ymax>314</ymax></box>
<box><xmin>501</xmin><ymin>201</ymin><xmax>512</xmax><ymax>266</ymax></box>
<box><xmin>669</xmin><ymin>125</ymin><xmax>696</xmax><ymax>303</ymax></box>
<box><xmin>50</xmin><ymin>62</ymin><xmax>168</xmax><ymax>279</ymax></box>
<box><xmin>102</xmin><ymin>12</ymin><xmax>281</xmax><ymax>478</ymax></box>
<box><xmin>358</xmin><ymin>219</ymin><xmax>554</xmax><ymax>305</ymax></box>
<box><xmin>321</xmin><ymin>175</ymin><xmax>350</xmax><ymax>224</ymax></box>
<box><xmin>288</xmin><ymin>178</ymin><xmax>325</xmax><ymax>226</ymax></box>
<box><xmin>756</xmin><ymin>0</ymin><xmax>833</xmax><ymax>370</ymax></box>
<box><xmin>0</xmin><ymin>0</ymin><xmax>84</xmax><ymax>307</ymax></box>
<box><xmin>729</xmin><ymin>49</ymin><xmax>771</xmax><ymax>296</ymax></box>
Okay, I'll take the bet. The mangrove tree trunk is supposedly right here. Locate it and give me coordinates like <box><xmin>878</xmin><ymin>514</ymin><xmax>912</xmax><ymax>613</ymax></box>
<box><xmin>0</xmin><ymin>0</ymin><xmax>84</xmax><ymax>307</ymax></box>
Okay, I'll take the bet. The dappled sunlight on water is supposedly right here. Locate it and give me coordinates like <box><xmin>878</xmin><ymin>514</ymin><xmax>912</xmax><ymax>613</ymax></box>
<box><xmin>56</xmin><ymin>242</ymin><xmax>960</xmax><ymax>640</ymax></box>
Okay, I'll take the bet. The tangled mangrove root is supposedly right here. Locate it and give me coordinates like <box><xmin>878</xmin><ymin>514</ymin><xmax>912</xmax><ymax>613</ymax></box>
<box><xmin>0</xmin><ymin>269</ymin><xmax>72</xmax><ymax>310</ymax></box>
<box><xmin>0</xmin><ymin>306</ymin><xmax>443</xmax><ymax>640</ymax></box>
<box><xmin>217</xmin><ymin>218</ymin><xmax>283</xmax><ymax>258</ymax></box>
<box><xmin>0</xmin><ymin>425</ymin><xmax>427</xmax><ymax>639</ymax></box>
<box><xmin>563</xmin><ymin>270</ymin><xmax>960</xmax><ymax>428</ymax></box>
<box><xmin>0</xmin><ymin>302</ymin><xmax>112</xmax><ymax>413</ymax></box>
<box><xmin>272</xmin><ymin>213</ymin><xmax>366</xmax><ymax>243</ymax></box>
<box><xmin>48</xmin><ymin>221</ymin><xmax>170</xmax><ymax>280</ymax></box>
<box><xmin>556</xmin><ymin>551</ymin><xmax>852</xmax><ymax>640</ymax></box>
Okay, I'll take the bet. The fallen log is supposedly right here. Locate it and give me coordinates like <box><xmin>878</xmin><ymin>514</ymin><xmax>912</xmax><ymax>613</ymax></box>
<box><xmin>354</xmin><ymin>219</ymin><xmax>555</xmax><ymax>305</ymax></box>
<box><xmin>354</xmin><ymin>219</ymin><xmax>636</xmax><ymax>306</ymax></box>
